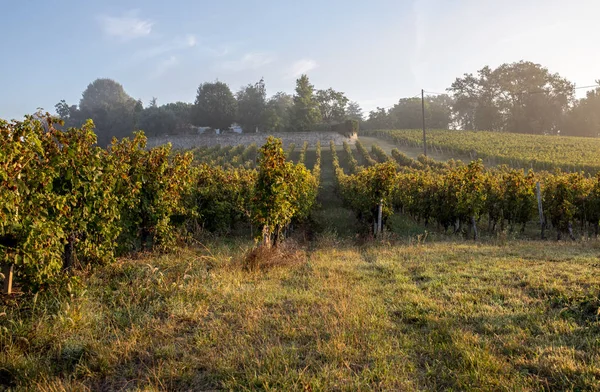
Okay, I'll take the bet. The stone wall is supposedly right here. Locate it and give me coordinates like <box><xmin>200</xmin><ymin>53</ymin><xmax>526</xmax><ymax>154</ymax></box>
<box><xmin>146</xmin><ymin>132</ymin><xmax>357</xmax><ymax>149</ymax></box>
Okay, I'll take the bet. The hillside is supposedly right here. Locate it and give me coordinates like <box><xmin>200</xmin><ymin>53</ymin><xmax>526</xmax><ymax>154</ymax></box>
<box><xmin>365</xmin><ymin>129</ymin><xmax>600</xmax><ymax>173</ymax></box>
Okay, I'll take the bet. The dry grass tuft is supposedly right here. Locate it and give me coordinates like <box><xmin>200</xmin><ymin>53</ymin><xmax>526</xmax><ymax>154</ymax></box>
<box><xmin>242</xmin><ymin>240</ymin><xmax>306</xmax><ymax>271</ymax></box>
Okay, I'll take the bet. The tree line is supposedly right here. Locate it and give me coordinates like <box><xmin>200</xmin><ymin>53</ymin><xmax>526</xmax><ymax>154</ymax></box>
<box><xmin>55</xmin><ymin>75</ymin><xmax>364</xmax><ymax>146</ymax></box>
<box><xmin>363</xmin><ymin>60</ymin><xmax>600</xmax><ymax>137</ymax></box>
<box><xmin>54</xmin><ymin>60</ymin><xmax>600</xmax><ymax>144</ymax></box>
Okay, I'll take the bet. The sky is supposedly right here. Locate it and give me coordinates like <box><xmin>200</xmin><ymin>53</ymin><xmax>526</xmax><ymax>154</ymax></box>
<box><xmin>1</xmin><ymin>0</ymin><xmax>600</xmax><ymax>120</ymax></box>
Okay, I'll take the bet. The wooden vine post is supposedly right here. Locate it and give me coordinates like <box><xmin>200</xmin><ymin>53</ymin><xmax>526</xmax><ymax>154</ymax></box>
<box><xmin>378</xmin><ymin>200</ymin><xmax>383</xmax><ymax>237</ymax></box>
<box><xmin>2</xmin><ymin>264</ymin><xmax>13</xmax><ymax>295</ymax></box>
<box><xmin>374</xmin><ymin>200</ymin><xmax>383</xmax><ymax>238</ymax></box>
<box><xmin>536</xmin><ymin>182</ymin><xmax>545</xmax><ymax>239</ymax></box>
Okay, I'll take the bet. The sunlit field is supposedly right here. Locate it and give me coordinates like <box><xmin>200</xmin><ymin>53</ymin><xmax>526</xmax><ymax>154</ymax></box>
<box><xmin>366</xmin><ymin>129</ymin><xmax>600</xmax><ymax>173</ymax></box>
<box><xmin>2</xmin><ymin>240</ymin><xmax>599</xmax><ymax>391</ymax></box>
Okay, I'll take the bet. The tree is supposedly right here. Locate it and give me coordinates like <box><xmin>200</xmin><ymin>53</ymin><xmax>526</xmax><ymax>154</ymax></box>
<box><xmin>315</xmin><ymin>88</ymin><xmax>349</xmax><ymax>123</ymax></box>
<box><xmin>264</xmin><ymin>92</ymin><xmax>293</xmax><ymax>132</ymax></box>
<box><xmin>448</xmin><ymin>67</ymin><xmax>501</xmax><ymax>131</ymax></box>
<box><xmin>364</xmin><ymin>107</ymin><xmax>391</xmax><ymax>130</ymax></box>
<box><xmin>289</xmin><ymin>74</ymin><xmax>321</xmax><ymax>131</ymax></box>
<box><xmin>54</xmin><ymin>100</ymin><xmax>81</xmax><ymax>129</ymax></box>
<box><xmin>162</xmin><ymin>102</ymin><xmax>193</xmax><ymax>133</ymax></box>
<box><xmin>236</xmin><ymin>78</ymin><xmax>267</xmax><ymax>133</ymax></box>
<box><xmin>78</xmin><ymin>79</ymin><xmax>138</xmax><ymax>145</ymax></box>
<box><xmin>564</xmin><ymin>85</ymin><xmax>600</xmax><ymax>137</ymax></box>
<box><xmin>426</xmin><ymin>94</ymin><xmax>453</xmax><ymax>129</ymax></box>
<box><xmin>55</xmin><ymin>79</ymin><xmax>138</xmax><ymax>146</ymax></box>
<box><xmin>448</xmin><ymin>61</ymin><xmax>574</xmax><ymax>134</ymax></box>
<box><xmin>388</xmin><ymin>98</ymin><xmax>423</xmax><ymax>129</ymax></box>
<box><xmin>137</xmin><ymin>106</ymin><xmax>177</xmax><ymax>137</ymax></box>
<box><xmin>362</xmin><ymin>95</ymin><xmax>452</xmax><ymax>130</ymax></box>
<box><xmin>346</xmin><ymin>101</ymin><xmax>364</xmax><ymax>122</ymax></box>
<box><xmin>192</xmin><ymin>81</ymin><xmax>237</xmax><ymax>131</ymax></box>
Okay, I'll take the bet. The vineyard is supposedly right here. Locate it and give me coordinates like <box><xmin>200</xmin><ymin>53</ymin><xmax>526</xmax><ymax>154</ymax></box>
<box><xmin>365</xmin><ymin>129</ymin><xmax>600</xmax><ymax>173</ymax></box>
<box><xmin>2</xmin><ymin>117</ymin><xmax>600</xmax><ymax>390</ymax></box>
<box><xmin>5</xmin><ymin>113</ymin><xmax>600</xmax><ymax>287</ymax></box>
<box><xmin>323</xmin><ymin>138</ymin><xmax>600</xmax><ymax>243</ymax></box>
<box><xmin>0</xmin><ymin>116</ymin><xmax>320</xmax><ymax>289</ymax></box>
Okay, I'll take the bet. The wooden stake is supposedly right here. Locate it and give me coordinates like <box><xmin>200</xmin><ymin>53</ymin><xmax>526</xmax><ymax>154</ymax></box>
<box><xmin>377</xmin><ymin>201</ymin><xmax>383</xmax><ymax>237</ymax></box>
<box><xmin>536</xmin><ymin>182</ymin><xmax>545</xmax><ymax>239</ymax></box>
<box><xmin>2</xmin><ymin>264</ymin><xmax>13</xmax><ymax>295</ymax></box>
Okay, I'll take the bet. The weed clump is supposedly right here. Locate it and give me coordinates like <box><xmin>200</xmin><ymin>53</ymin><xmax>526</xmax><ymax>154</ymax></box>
<box><xmin>242</xmin><ymin>241</ymin><xmax>305</xmax><ymax>271</ymax></box>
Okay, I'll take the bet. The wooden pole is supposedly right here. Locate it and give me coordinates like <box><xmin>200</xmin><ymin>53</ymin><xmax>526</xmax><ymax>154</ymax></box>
<box><xmin>2</xmin><ymin>264</ymin><xmax>13</xmax><ymax>295</ymax></box>
<box><xmin>421</xmin><ymin>89</ymin><xmax>427</xmax><ymax>156</ymax></box>
<box><xmin>377</xmin><ymin>201</ymin><xmax>383</xmax><ymax>237</ymax></box>
<box><xmin>536</xmin><ymin>182</ymin><xmax>545</xmax><ymax>239</ymax></box>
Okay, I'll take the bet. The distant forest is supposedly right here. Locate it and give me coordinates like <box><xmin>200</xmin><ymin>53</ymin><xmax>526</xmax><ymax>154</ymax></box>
<box><xmin>54</xmin><ymin>60</ymin><xmax>600</xmax><ymax>146</ymax></box>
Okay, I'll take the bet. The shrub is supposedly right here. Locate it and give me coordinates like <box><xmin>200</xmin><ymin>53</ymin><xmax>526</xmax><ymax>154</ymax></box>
<box><xmin>252</xmin><ymin>137</ymin><xmax>317</xmax><ymax>247</ymax></box>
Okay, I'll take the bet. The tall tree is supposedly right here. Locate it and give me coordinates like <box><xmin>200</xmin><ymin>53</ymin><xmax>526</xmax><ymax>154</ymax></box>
<box><xmin>346</xmin><ymin>101</ymin><xmax>364</xmax><ymax>122</ymax></box>
<box><xmin>54</xmin><ymin>99</ymin><xmax>80</xmax><ymax>126</ymax></box>
<box><xmin>364</xmin><ymin>107</ymin><xmax>392</xmax><ymax>130</ymax></box>
<box><xmin>192</xmin><ymin>81</ymin><xmax>237</xmax><ymax>131</ymax></box>
<box><xmin>448</xmin><ymin>61</ymin><xmax>574</xmax><ymax>134</ymax></box>
<box><xmin>564</xmin><ymin>85</ymin><xmax>600</xmax><ymax>137</ymax></box>
<box><xmin>236</xmin><ymin>78</ymin><xmax>267</xmax><ymax>133</ymax></box>
<box><xmin>289</xmin><ymin>74</ymin><xmax>321</xmax><ymax>131</ymax></box>
<box><xmin>264</xmin><ymin>92</ymin><xmax>293</xmax><ymax>132</ymax></box>
<box><xmin>315</xmin><ymin>88</ymin><xmax>349</xmax><ymax>123</ymax></box>
<box><xmin>57</xmin><ymin>78</ymin><xmax>138</xmax><ymax>146</ymax></box>
<box><xmin>426</xmin><ymin>94</ymin><xmax>453</xmax><ymax>129</ymax></box>
<box><xmin>448</xmin><ymin>67</ymin><xmax>500</xmax><ymax>131</ymax></box>
<box><xmin>388</xmin><ymin>98</ymin><xmax>423</xmax><ymax>129</ymax></box>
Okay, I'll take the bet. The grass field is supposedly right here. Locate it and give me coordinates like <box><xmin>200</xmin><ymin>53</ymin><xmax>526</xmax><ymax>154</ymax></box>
<box><xmin>1</xmin><ymin>240</ymin><xmax>599</xmax><ymax>391</ymax></box>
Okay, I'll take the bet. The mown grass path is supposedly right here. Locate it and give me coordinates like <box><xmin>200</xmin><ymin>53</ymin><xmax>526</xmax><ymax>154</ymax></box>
<box><xmin>2</xmin><ymin>241</ymin><xmax>598</xmax><ymax>390</ymax></box>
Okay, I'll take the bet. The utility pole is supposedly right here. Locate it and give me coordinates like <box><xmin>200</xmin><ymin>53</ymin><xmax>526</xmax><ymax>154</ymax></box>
<box><xmin>421</xmin><ymin>89</ymin><xmax>427</xmax><ymax>156</ymax></box>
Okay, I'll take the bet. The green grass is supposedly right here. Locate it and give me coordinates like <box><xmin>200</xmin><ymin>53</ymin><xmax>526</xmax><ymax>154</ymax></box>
<box><xmin>1</xmin><ymin>239</ymin><xmax>599</xmax><ymax>391</ymax></box>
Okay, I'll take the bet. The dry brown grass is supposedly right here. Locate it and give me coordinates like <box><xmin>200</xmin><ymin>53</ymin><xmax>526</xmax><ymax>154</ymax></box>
<box><xmin>1</xmin><ymin>239</ymin><xmax>599</xmax><ymax>391</ymax></box>
<box><xmin>242</xmin><ymin>240</ymin><xmax>306</xmax><ymax>271</ymax></box>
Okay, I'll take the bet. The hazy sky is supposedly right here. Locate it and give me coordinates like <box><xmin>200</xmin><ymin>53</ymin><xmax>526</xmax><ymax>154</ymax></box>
<box><xmin>1</xmin><ymin>0</ymin><xmax>599</xmax><ymax>119</ymax></box>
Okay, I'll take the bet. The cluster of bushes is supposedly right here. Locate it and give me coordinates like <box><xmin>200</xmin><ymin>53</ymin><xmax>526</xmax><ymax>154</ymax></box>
<box><xmin>331</xmin><ymin>119</ymin><xmax>359</xmax><ymax>136</ymax></box>
<box><xmin>0</xmin><ymin>117</ymin><xmax>316</xmax><ymax>290</ymax></box>
<box><xmin>334</xmin><ymin>147</ymin><xmax>600</xmax><ymax>239</ymax></box>
<box><xmin>0</xmin><ymin>115</ymin><xmax>194</xmax><ymax>288</ymax></box>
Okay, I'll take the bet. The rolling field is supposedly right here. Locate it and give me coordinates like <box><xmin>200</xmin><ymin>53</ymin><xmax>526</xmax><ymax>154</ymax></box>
<box><xmin>365</xmin><ymin>129</ymin><xmax>600</xmax><ymax>173</ymax></box>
